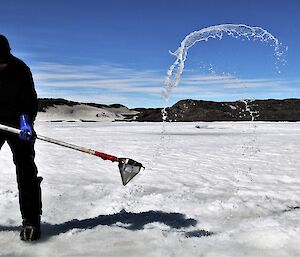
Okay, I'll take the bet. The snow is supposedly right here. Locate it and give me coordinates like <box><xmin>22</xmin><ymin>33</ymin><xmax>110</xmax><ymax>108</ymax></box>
<box><xmin>37</xmin><ymin>104</ymin><xmax>139</xmax><ymax>122</ymax></box>
<box><xmin>0</xmin><ymin>121</ymin><xmax>299</xmax><ymax>256</ymax></box>
<box><xmin>228</xmin><ymin>104</ymin><xmax>237</xmax><ymax>110</ymax></box>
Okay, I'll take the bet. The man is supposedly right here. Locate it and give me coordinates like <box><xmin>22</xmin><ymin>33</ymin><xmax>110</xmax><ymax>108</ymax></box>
<box><xmin>0</xmin><ymin>35</ymin><xmax>42</xmax><ymax>241</ymax></box>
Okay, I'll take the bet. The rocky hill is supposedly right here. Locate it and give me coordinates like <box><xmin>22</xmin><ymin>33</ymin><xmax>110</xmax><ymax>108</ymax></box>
<box><xmin>37</xmin><ymin>98</ymin><xmax>139</xmax><ymax>122</ymax></box>
<box><xmin>37</xmin><ymin>98</ymin><xmax>300</xmax><ymax>122</ymax></box>
<box><xmin>157</xmin><ymin>99</ymin><xmax>300</xmax><ymax>122</ymax></box>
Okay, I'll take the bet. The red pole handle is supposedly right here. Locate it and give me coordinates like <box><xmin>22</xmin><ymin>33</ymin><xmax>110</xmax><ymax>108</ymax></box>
<box><xmin>95</xmin><ymin>151</ymin><xmax>118</xmax><ymax>162</ymax></box>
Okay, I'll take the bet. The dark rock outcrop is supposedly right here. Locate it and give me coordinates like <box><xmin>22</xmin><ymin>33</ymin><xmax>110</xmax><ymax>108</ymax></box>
<box><xmin>135</xmin><ymin>99</ymin><xmax>300</xmax><ymax>122</ymax></box>
<box><xmin>133</xmin><ymin>108</ymin><xmax>163</xmax><ymax>122</ymax></box>
<box><xmin>250</xmin><ymin>99</ymin><xmax>300</xmax><ymax>121</ymax></box>
<box><xmin>38</xmin><ymin>98</ymin><xmax>79</xmax><ymax>112</ymax></box>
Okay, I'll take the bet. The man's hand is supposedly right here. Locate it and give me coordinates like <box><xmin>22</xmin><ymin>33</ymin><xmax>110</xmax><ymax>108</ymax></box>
<box><xmin>19</xmin><ymin>114</ymin><xmax>34</xmax><ymax>142</ymax></box>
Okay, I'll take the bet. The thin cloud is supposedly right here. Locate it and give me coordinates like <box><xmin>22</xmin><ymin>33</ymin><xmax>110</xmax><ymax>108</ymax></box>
<box><xmin>31</xmin><ymin>62</ymin><xmax>299</xmax><ymax>107</ymax></box>
<box><xmin>33</xmin><ymin>62</ymin><xmax>164</xmax><ymax>91</ymax></box>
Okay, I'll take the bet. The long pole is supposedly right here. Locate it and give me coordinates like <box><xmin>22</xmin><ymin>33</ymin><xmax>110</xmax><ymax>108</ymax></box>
<box><xmin>0</xmin><ymin>123</ymin><xmax>118</xmax><ymax>162</ymax></box>
<box><xmin>0</xmin><ymin>123</ymin><xmax>144</xmax><ymax>185</ymax></box>
<box><xmin>36</xmin><ymin>134</ymin><xmax>118</xmax><ymax>162</ymax></box>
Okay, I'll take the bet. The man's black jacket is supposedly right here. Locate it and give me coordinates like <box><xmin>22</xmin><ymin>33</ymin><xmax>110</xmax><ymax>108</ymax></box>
<box><xmin>0</xmin><ymin>54</ymin><xmax>38</xmax><ymax>126</ymax></box>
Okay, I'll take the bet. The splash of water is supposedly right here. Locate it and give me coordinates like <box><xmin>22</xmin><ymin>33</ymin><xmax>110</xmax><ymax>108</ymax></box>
<box><xmin>162</xmin><ymin>24</ymin><xmax>286</xmax><ymax>121</ymax></box>
<box><xmin>240</xmin><ymin>99</ymin><xmax>259</xmax><ymax>121</ymax></box>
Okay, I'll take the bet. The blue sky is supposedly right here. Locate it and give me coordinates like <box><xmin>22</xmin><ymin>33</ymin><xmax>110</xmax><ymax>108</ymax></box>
<box><xmin>1</xmin><ymin>0</ymin><xmax>299</xmax><ymax>107</ymax></box>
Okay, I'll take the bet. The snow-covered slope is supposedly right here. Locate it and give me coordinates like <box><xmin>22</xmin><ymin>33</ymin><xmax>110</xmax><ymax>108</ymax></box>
<box><xmin>0</xmin><ymin>122</ymin><xmax>299</xmax><ymax>256</ymax></box>
<box><xmin>37</xmin><ymin>103</ymin><xmax>139</xmax><ymax>122</ymax></box>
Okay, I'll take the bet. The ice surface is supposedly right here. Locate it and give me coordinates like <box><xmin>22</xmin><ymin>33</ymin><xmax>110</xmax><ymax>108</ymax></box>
<box><xmin>0</xmin><ymin>122</ymin><xmax>299</xmax><ymax>256</ymax></box>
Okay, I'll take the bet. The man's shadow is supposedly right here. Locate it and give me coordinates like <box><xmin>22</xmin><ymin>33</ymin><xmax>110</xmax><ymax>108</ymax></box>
<box><xmin>0</xmin><ymin>209</ymin><xmax>212</xmax><ymax>240</ymax></box>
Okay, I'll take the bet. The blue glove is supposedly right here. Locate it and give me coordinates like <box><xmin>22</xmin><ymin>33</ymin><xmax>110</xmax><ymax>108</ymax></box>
<box><xmin>19</xmin><ymin>114</ymin><xmax>34</xmax><ymax>142</ymax></box>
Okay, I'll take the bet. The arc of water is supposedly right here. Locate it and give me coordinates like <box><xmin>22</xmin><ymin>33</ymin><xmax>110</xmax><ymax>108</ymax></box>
<box><xmin>162</xmin><ymin>24</ymin><xmax>286</xmax><ymax>121</ymax></box>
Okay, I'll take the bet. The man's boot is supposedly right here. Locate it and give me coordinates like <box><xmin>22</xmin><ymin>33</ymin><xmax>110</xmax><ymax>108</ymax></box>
<box><xmin>20</xmin><ymin>216</ymin><xmax>41</xmax><ymax>241</ymax></box>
